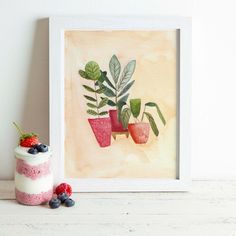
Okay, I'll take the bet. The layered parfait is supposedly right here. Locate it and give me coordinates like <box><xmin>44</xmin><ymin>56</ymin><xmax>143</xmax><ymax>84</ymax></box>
<box><xmin>13</xmin><ymin>122</ymin><xmax>53</xmax><ymax>205</ymax></box>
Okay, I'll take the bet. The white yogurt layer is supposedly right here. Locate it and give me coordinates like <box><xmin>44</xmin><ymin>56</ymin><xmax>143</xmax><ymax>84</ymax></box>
<box><xmin>15</xmin><ymin>172</ymin><xmax>53</xmax><ymax>194</ymax></box>
<box><xmin>14</xmin><ymin>145</ymin><xmax>52</xmax><ymax>165</ymax></box>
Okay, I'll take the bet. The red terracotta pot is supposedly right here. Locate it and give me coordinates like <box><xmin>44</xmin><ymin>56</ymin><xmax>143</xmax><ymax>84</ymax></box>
<box><xmin>109</xmin><ymin>109</ymin><xmax>128</xmax><ymax>132</ymax></box>
<box><xmin>88</xmin><ymin>117</ymin><xmax>111</xmax><ymax>147</ymax></box>
<box><xmin>128</xmin><ymin>122</ymin><xmax>150</xmax><ymax>144</ymax></box>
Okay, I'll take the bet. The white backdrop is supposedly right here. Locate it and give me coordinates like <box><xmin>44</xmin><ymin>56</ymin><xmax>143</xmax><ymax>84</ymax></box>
<box><xmin>0</xmin><ymin>0</ymin><xmax>235</xmax><ymax>180</ymax></box>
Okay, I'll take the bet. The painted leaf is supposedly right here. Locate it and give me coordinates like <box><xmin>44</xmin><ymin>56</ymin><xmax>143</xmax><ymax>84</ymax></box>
<box><xmin>107</xmin><ymin>99</ymin><xmax>116</xmax><ymax>107</ymax></box>
<box><xmin>145</xmin><ymin>102</ymin><xmax>166</xmax><ymax>125</ymax></box>
<box><xmin>109</xmin><ymin>55</ymin><xmax>121</xmax><ymax>84</ymax></box>
<box><xmin>130</xmin><ymin>98</ymin><xmax>141</xmax><ymax>118</ymax></box>
<box><xmin>84</xmin><ymin>95</ymin><xmax>97</xmax><ymax>102</ymax></box>
<box><xmin>79</xmin><ymin>70</ymin><xmax>90</xmax><ymax>79</ymax></box>
<box><xmin>118</xmin><ymin>60</ymin><xmax>136</xmax><ymax>90</ymax></box>
<box><xmin>100</xmin><ymin>70</ymin><xmax>116</xmax><ymax>90</ymax></box>
<box><xmin>100</xmin><ymin>84</ymin><xmax>116</xmax><ymax>97</ymax></box>
<box><xmin>98</xmin><ymin>97</ymin><xmax>108</xmax><ymax>108</ymax></box>
<box><xmin>144</xmin><ymin>112</ymin><xmax>159</xmax><ymax>136</ymax></box>
<box><xmin>87</xmin><ymin>103</ymin><xmax>97</xmax><ymax>108</ymax></box>
<box><xmin>99</xmin><ymin>111</ymin><xmax>108</xmax><ymax>116</ymax></box>
<box><xmin>97</xmin><ymin>70</ymin><xmax>106</xmax><ymax>83</ymax></box>
<box><xmin>85</xmin><ymin>61</ymin><xmax>101</xmax><ymax>80</ymax></box>
<box><xmin>87</xmin><ymin>109</ymin><xmax>98</xmax><ymax>116</ymax></box>
<box><xmin>82</xmin><ymin>85</ymin><xmax>95</xmax><ymax>92</ymax></box>
<box><xmin>121</xmin><ymin>108</ymin><xmax>131</xmax><ymax>129</ymax></box>
<box><xmin>117</xmin><ymin>101</ymin><xmax>127</xmax><ymax>121</ymax></box>
<box><xmin>118</xmin><ymin>93</ymin><xmax>129</xmax><ymax>104</ymax></box>
<box><xmin>118</xmin><ymin>80</ymin><xmax>135</xmax><ymax>97</ymax></box>
<box><xmin>96</xmin><ymin>87</ymin><xmax>106</xmax><ymax>94</ymax></box>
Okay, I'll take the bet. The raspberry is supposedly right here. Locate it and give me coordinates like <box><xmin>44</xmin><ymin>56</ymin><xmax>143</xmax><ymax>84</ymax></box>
<box><xmin>55</xmin><ymin>183</ymin><xmax>72</xmax><ymax>196</ymax></box>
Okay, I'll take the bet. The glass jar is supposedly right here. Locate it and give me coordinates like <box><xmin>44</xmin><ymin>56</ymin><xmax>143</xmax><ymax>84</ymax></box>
<box><xmin>14</xmin><ymin>146</ymin><xmax>53</xmax><ymax>205</ymax></box>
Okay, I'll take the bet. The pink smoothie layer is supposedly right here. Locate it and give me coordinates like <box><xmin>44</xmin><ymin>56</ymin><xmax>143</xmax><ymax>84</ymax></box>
<box><xmin>15</xmin><ymin>188</ymin><xmax>53</xmax><ymax>205</ymax></box>
<box><xmin>16</xmin><ymin>159</ymin><xmax>51</xmax><ymax>180</ymax></box>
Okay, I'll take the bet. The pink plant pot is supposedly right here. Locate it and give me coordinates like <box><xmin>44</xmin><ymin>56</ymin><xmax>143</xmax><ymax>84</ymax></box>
<box><xmin>109</xmin><ymin>109</ymin><xmax>128</xmax><ymax>132</ymax></box>
<box><xmin>128</xmin><ymin>122</ymin><xmax>150</xmax><ymax>144</ymax></box>
<box><xmin>88</xmin><ymin>117</ymin><xmax>111</xmax><ymax>147</ymax></box>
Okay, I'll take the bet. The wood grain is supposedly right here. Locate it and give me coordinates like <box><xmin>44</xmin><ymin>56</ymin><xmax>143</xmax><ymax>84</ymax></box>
<box><xmin>0</xmin><ymin>181</ymin><xmax>236</xmax><ymax>236</ymax></box>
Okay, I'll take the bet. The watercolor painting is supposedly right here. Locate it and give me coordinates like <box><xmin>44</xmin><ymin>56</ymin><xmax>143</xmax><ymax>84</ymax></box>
<box><xmin>64</xmin><ymin>30</ymin><xmax>178</xmax><ymax>179</ymax></box>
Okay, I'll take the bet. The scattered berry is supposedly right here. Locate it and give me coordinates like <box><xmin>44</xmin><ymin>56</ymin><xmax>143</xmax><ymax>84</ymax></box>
<box><xmin>36</xmin><ymin>144</ymin><xmax>48</xmax><ymax>153</ymax></box>
<box><xmin>13</xmin><ymin>122</ymin><xmax>39</xmax><ymax>147</ymax></box>
<box><xmin>28</xmin><ymin>148</ymin><xmax>38</xmax><ymax>155</ymax></box>
<box><xmin>49</xmin><ymin>198</ymin><xmax>61</xmax><ymax>209</ymax></box>
<box><xmin>55</xmin><ymin>183</ymin><xmax>72</xmax><ymax>196</ymax></box>
<box><xmin>57</xmin><ymin>192</ymin><xmax>69</xmax><ymax>203</ymax></box>
<box><xmin>64</xmin><ymin>198</ymin><xmax>75</xmax><ymax>207</ymax></box>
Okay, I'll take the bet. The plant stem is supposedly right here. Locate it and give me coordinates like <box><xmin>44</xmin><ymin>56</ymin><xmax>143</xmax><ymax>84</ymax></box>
<box><xmin>141</xmin><ymin>105</ymin><xmax>146</xmax><ymax>121</ymax></box>
<box><xmin>13</xmin><ymin>122</ymin><xmax>24</xmax><ymax>135</ymax></box>
<box><xmin>94</xmin><ymin>82</ymin><xmax>100</xmax><ymax>118</ymax></box>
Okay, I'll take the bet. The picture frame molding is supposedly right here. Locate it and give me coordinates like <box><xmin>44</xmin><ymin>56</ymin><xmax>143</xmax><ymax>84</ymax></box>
<box><xmin>49</xmin><ymin>15</ymin><xmax>191</xmax><ymax>192</ymax></box>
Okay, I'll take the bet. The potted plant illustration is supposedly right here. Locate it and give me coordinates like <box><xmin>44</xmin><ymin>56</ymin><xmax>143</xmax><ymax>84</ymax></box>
<box><xmin>97</xmin><ymin>55</ymin><xmax>136</xmax><ymax>139</ymax></box>
<box><xmin>79</xmin><ymin>61</ymin><xmax>111</xmax><ymax>148</ymax></box>
<box><xmin>120</xmin><ymin>99</ymin><xmax>166</xmax><ymax>144</ymax></box>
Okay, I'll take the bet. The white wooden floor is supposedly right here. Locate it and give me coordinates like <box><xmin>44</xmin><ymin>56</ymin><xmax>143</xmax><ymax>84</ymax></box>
<box><xmin>0</xmin><ymin>181</ymin><xmax>236</xmax><ymax>236</ymax></box>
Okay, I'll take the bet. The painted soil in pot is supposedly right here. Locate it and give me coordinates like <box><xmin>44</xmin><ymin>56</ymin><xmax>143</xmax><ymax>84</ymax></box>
<box><xmin>88</xmin><ymin>117</ymin><xmax>112</xmax><ymax>147</ymax></box>
<box><xmin>109</xmin><ymin>110</ymin><xmax>128</xmax><ymax>132</ymax></box>
<box><xmin>128</xmin><ymin>122</ymin><xmax>150</xmax><ymax>144</ymax></box>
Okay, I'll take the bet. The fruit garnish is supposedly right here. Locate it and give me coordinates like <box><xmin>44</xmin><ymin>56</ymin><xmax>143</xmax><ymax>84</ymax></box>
<box><xmin>49</xmin><ymin>198</ymin><xmax>61</xmax><ymax>209</ymax></box>
<box><xmin>55</xmin><ymin>183</ymin><xmax>72</xmax><ymax>196</ymax></box>
<box><xmin>13</xmin><ymin>122</ymin><xmax>39</xmax><ymax>147</ymax></box>
<box><xmin>64</xmin><ymin>198</ymin><xmax>75</xmax><ymax>207</ymax></box>
<box><xmin>57</xmin><ymin>192</ymin><xmax>69</xmax><ymax>203</ymax></box>
<box><xmin>28</xmin><ymin>148</ymin><xmax>38</xmax><ymax>155</ymax></box>
<box><xmin>36</xmin><ymin>144</ymin><xmax>48</xmax><ymax>153</ymax></box>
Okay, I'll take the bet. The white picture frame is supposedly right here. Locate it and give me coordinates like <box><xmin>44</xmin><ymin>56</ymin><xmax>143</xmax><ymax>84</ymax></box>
<box><xmin>49</xmin><ymin>16</ymin><xmax>191</xmax><ymax>192</ymax></box>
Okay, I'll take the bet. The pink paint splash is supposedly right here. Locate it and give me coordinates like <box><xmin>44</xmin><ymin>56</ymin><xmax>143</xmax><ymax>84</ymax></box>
<box><xmin>16</xmin><ymin>159</ymin><xmax>51</xmax><ymax>180</ymax></box>
<box><xmin>15</xmin><ymin>188</ymin><xmax>53</xmax><ymax>205</ymax></box>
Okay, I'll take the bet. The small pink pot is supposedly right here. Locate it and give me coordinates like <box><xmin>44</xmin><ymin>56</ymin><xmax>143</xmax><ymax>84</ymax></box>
<box><xmin>109</xmin><ymin>109</ymin><xmax>128</xmax><ymax>132</ymax></box>
<box><xmin>128</xmin><ymin>122</ymin><xmax>150</xmax><ymax>144</ymax></box>
<box><xmin>88</xmin><ymin>117</ymin><xmax>111</xmax><ymax>147</ymax></box>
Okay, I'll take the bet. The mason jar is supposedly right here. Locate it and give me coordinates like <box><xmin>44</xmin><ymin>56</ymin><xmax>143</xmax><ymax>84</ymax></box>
<box><xmin>14</xmin><ymin>146</ymin><xmax>53</xmax><ymax>205</ymax></box>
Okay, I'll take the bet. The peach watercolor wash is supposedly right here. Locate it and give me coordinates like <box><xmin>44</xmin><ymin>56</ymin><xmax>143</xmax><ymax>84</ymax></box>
<box><xmin>64</xmin><ymin>30</ymin><xmax>177</xmax><ymax>179</ymax></box>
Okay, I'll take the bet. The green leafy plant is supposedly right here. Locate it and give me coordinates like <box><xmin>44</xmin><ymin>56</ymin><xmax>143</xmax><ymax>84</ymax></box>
<box><xmin>97</xmin><ymin>55</ymin><xmax>136</xmax><ymax>114</ymax></box>
<box><xmin>79</xmin><ymin>61</ymin><xmax>109</xmax><ymax>117</ymax></box>
<box><xmin>121</xmin><ymin>99</ymin><xmax>166</xmax><ymax>136</ymax></box>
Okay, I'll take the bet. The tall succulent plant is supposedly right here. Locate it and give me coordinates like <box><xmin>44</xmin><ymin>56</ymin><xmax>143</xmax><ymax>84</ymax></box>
<box><xmin>97</xmin><ymin>55</ymin><xmax>136</xmax><ymax>115</ymax></box>
<box><xmin>79</xmin><ymin>61</ymin><xmax>108</xmax><ymax>117</ymax></box>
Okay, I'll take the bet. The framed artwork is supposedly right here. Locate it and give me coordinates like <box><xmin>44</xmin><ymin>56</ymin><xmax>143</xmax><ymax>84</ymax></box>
<box><xmin>50</xmin><ymin>16</ymin><xmax>191</xmax><ymax>192</ymax></box>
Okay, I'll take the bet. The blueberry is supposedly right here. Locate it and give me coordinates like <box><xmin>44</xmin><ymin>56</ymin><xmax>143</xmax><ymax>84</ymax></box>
<box><xmin>49</xmin><ymin>198</ymin><xmax>61</xmax><ymax>209</ymax></box>
<box><xmin>28</xmin><ymin>148</ymin><xmax>38</xmax><ymax>155</ymax></box>
<box><xmin>64</xmin><ymin>198</ymin><xmax>75</xmax><ymax>207</ymax></box>
<box><xmin>57</xmin><ymin>192</ymin><xmax>69</xmax><ymax>203</ymax></box>
<box><xmin>36</xmin><ymin>144</ymin><xmax>48</xmax><ymax>153</ymax></box>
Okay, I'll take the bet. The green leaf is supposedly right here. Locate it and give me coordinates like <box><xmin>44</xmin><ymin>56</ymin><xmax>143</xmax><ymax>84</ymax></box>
<box><xmin>85</xmin><ymin>61</ymin><xmax>101</xmax><ymax>80</ymax></box>
<box><xmin>87</xmin><ymin>103</ymin><xmax>97</xmax><ymax>108</ymax></box>
<box><xmin>118</xmin><ymin>80</ymin><xmax>135</xmax><ymax>97</ymax></box>
<box><xmin>87</xmin><ymin>109</ymin><xmax>98</xmax><ymax>116</ymax></box>
<box><xmin>121</xmin><ymin>108</ymin><xmax>131</xmax><ymax>129</ymax></box>
<box><xmin>97</xmin><ymin>70</ymin><xmax>106</xmax><ymax>83</ymax></box>
<box><xmin>144</xmin><ymin>112</ymin><xmax>159</xmax><ymax>136</ymax></box>
<box><xmin>107</xmin><ymin>99</ymin><xmax>116</xmax><ymax>107</ymax></box>
<box><xmin>145</xmin><ymin>102</ymin><xmax>166</xmax><ymax>125</ymax></box>
<box><xmin>84</xmin><ymin>95</ymin><xmax>97</xmax><ymax>102</ymax></box>
<box><xmin>117</xmin><ymin>101</ymin><xmax>127</xmax><ymax>121</ymax></box>
<box><xmin>96</xmin><ymin>87</ymin><xmax>106</xmax><ymax>94</ymax></box>
<box><xmin>118</xmin><ymin>93</ymin><xmax>129</xmax><ymax>104</ymax></box>
<box><xmin>99</xmin><ymin>111</ymin><xmax>108</xmax><ymax>116</ymax></box>
<box><xmin>109</xmin><ymin>55</ymin><xmax>121</xmax><ymax>84</ymax></box>
<box><xmin>99</xmin><ymin>84</ymin><xmax>116</xmax><ymax>97</ymax></box>
<box><xmin>130</xmin><ymin>98</ymin><xmax>141</xmax><ymax>118</ymax></box>
<box><xmin>98</xmin><ymin>97</ymin><xmax>108</xmax><ymax>108</ymax></box>
<box><xmin>82</xmin><ymin>85</ymin><xmax>95</xmax><ymax>92</ymax></box>
<box><xmin>79</xmin><ymin>70</ymin><xmax>89</xmax><ymax>79</ymax></box>
<box><xmin>118</xmin><ymin>60</ymin><xmax>136</xmax><ymax>90</ymax></box>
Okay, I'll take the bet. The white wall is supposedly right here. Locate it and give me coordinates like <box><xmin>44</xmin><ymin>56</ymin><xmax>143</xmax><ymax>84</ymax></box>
<box><xmin>0</xmin><ymin>0</ymin><xmax>235</xmax><ymax>180</ymax></box>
